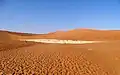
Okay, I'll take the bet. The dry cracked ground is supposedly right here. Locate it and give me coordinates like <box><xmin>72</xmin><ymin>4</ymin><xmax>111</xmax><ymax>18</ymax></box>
<box><xmin>0</xmin><ymin>41</ymin><xmax>120</xmax><ymax>75</ymax></box>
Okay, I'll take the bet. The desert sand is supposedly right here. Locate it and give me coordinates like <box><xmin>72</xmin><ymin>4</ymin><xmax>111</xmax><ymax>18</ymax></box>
<box><xmin>0</xmin><ymin>29</ymin><xmax>120</xmax><ymax>75</ymax></box>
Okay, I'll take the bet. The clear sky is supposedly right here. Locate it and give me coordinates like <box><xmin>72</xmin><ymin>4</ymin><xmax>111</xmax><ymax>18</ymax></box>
<box><xmin>0</xmin><ymin>0</ymin><xmax>120</xmax><ymax>33</ymax></box>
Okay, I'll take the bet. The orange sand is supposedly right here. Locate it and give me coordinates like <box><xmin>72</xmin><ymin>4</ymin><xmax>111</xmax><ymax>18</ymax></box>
<box><xmin>0</xmin><ymin>29</ymin><xmax>120</xmax><ymax>75</ymax></box>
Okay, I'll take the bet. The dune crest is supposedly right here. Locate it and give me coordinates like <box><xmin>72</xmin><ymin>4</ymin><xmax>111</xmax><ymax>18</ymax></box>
<box><xmin>1</xmin><ymin>28</ymin><xmax>120</xmax><ymax>41</ymax></box>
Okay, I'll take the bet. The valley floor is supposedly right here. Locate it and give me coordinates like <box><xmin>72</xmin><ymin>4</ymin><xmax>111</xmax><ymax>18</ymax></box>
<box><xmin>0</xmin><ymin>41</ymin><xmax>119</xmax><ymax>75</ymax></box>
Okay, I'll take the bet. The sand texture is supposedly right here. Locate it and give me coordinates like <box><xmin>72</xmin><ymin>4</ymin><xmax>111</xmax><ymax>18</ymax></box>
<box><xmin>0</xmin><ymin>29</ymin><xmax>120</xmax><ymax>75</ymax></box>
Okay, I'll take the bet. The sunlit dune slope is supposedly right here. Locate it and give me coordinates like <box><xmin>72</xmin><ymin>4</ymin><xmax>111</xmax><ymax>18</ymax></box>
<box><xmin>0</xmin><ymin>30</ymin><xmax>37</xmax><ymax>42</ymax></box>
<box><xmin>0</xmin><ymin>30</ymin><xmax>39</xmax><ymax>51</ymax></box>
<box><xmin>18</xmin><ymin>29</ymin><xmax>120</xmax><ymax>41</ymax></box>
<box><xmin>46</xmin><ymin>29</ymin><xmax>120</xmax><ymax>40</ymax></box>
<box><xmin>1</xmin><ymin>29</ymin><xmax>120</xmax><ymax>41</ymax></box>
<box><xmin>0</xmin><ymin>29</ymin><xmax>120</xmax><ymax>75</ymax></box>
<box><xmin>0</xmin><ymin>30</ymin><xmax>17</xmax><ymax>42</ymax></box>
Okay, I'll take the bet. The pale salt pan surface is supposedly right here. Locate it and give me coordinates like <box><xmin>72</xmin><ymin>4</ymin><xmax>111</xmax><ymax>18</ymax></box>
<box><xmin>20</xmin><ymin>39</ymin><xmax>104</xmax><ymax>44</ymax></box>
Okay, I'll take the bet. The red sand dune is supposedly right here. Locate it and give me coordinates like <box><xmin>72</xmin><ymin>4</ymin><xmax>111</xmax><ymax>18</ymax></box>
<box><xmin>1</xmin><ymin>29</ymin><xmax>120</xmax><ymax>41</ymax></box>
<box><xmin>0</xmin><ymin>29</ymin><xmax>120</xmax><ymax>74</ymax></box>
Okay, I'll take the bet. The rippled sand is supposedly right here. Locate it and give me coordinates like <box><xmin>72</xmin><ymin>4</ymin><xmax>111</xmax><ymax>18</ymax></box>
<box><xmin>0</xmin><ymin>41</ymin><xmax>119</xmax><ymax>75</ymax></box>
<box><xmin>0</xmin><ymin>29</ymin><xmax>120</xmax><ymax>75</ymax></box>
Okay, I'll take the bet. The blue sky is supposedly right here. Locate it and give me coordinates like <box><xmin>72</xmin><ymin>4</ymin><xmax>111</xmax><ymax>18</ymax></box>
<box><xmin>0</xmin><ymin>0</ymin><xmax>120</xmax><ymax>33</ymax></box>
